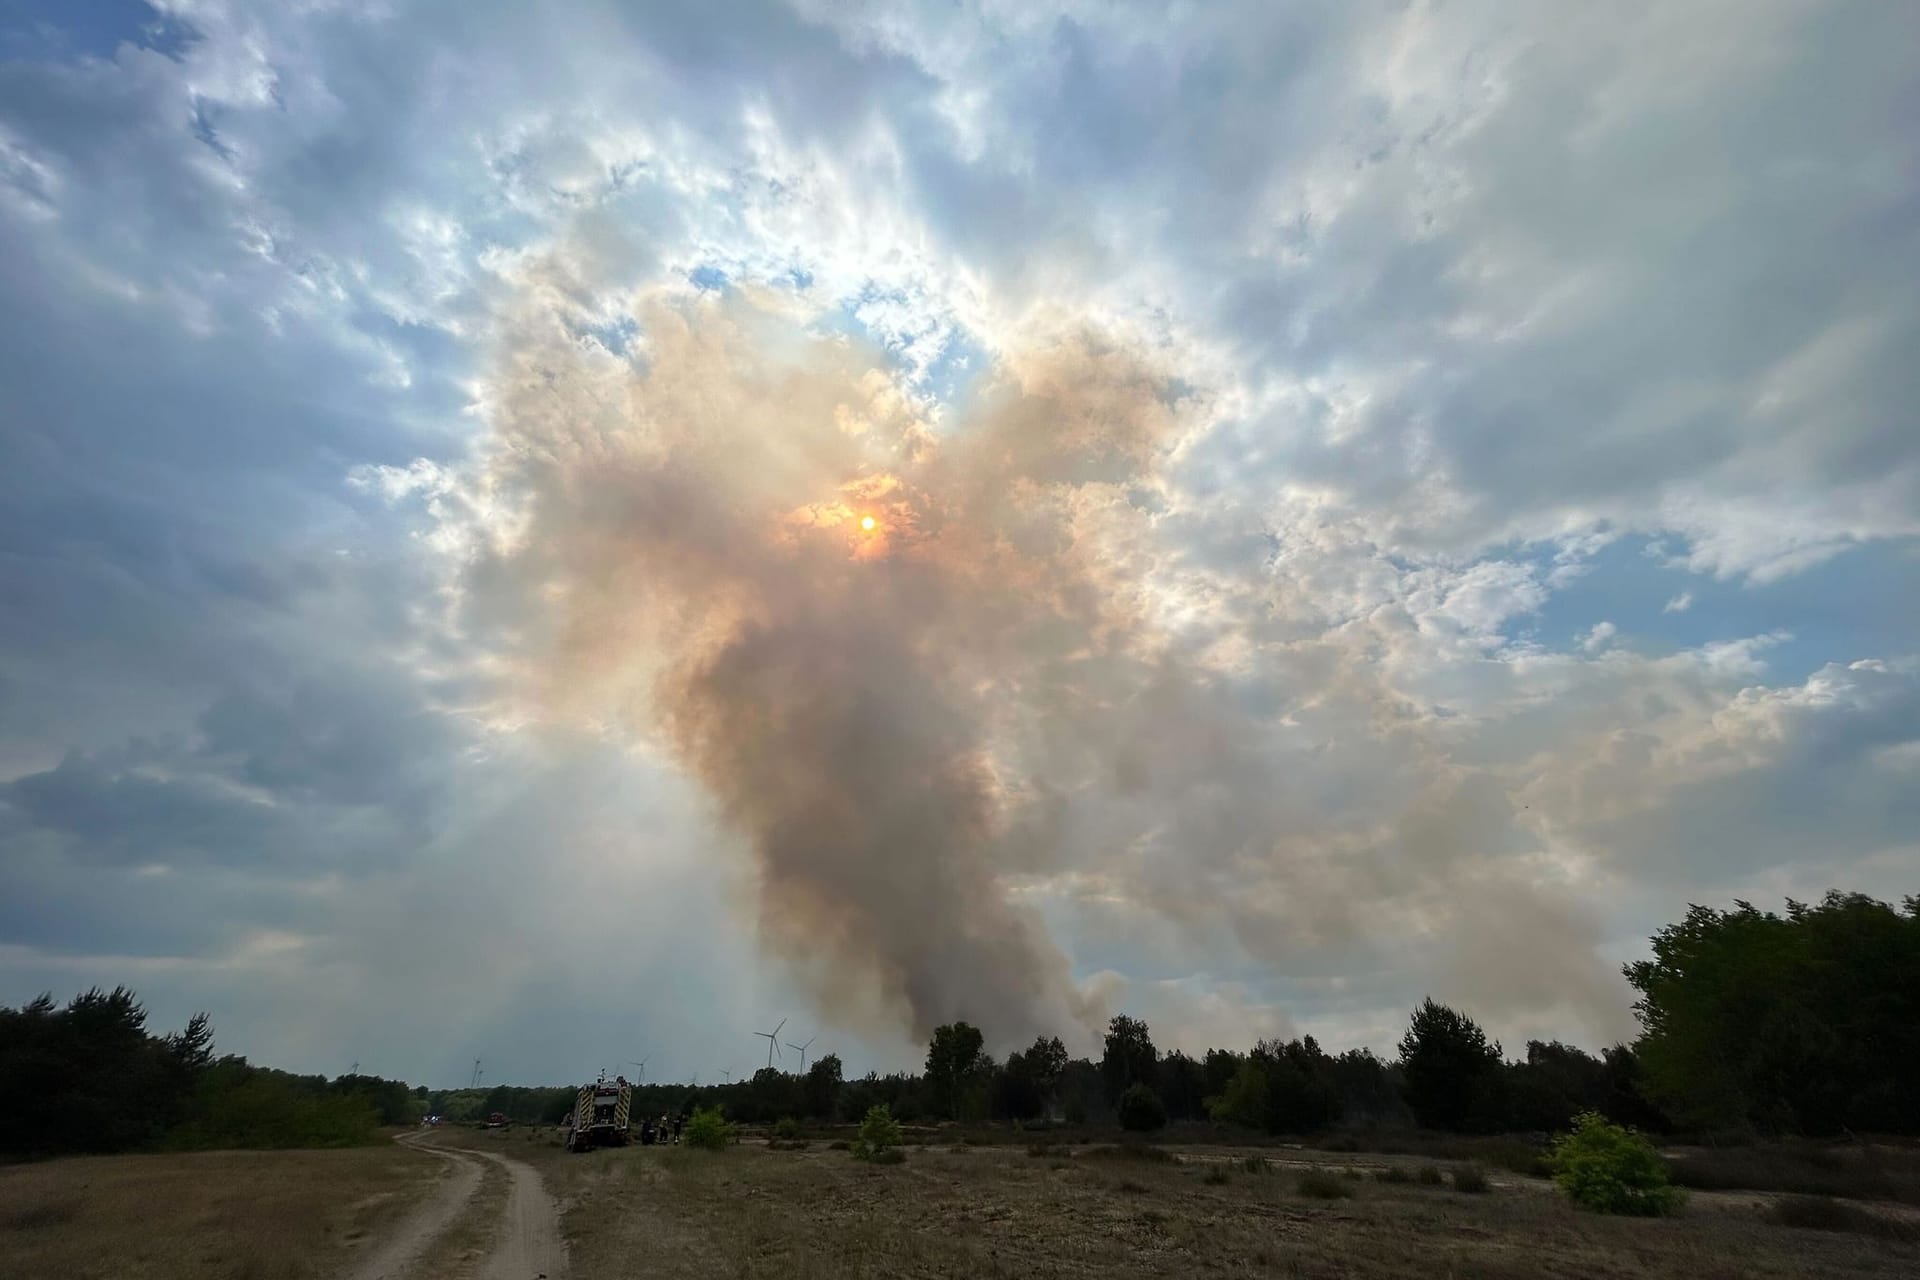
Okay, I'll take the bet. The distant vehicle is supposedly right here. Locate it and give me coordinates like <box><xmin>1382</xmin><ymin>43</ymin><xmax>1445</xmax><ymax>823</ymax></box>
<box><xmin>565</xmin><ymin>1073</ymin><xmax>632</xmax><ymax>1153</ymax></box>
<box><xmin>484</xmin><ymin>1112</ymin><xmax>510</xmax><ymax>1129</ymax></box>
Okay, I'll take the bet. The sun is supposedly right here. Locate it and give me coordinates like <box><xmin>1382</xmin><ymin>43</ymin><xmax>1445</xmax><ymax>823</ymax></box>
<box><xmin>859</xmin><ymin>515</ymin><xmax>877</xmax><ymax>532</ymax></box>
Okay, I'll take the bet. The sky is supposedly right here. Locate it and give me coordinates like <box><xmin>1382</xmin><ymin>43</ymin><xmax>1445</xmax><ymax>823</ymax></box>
<box><xmin>0</xmin><ymin>0</ymin><xmax>1915</xmax><ymax>1089</ymax></box>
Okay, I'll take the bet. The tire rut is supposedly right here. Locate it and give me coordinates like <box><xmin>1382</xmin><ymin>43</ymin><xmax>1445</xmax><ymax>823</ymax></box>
<box><xmin>338</xmin><ymin>1132</ymin><xmax>567</xmax><ymax>1280</ymax></box>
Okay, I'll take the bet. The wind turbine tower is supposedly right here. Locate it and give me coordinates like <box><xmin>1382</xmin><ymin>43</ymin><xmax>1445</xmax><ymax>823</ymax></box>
<box><xmin>785</xmin><ymin>1034</ymin><xmax>817</xmax><ymax>1073</ymax></box>
<box><xmin>753</xmin><ymin>1018</ymin><xmax>787</xmax><ymax>1071</ymax></box>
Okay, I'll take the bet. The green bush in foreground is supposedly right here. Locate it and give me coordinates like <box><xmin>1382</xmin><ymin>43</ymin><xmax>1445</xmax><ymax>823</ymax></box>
<box><xmin>682</xmin><ymin>1105</ymin><xmax>737</xmax><ymax>1151</ymax></box>
<box><xmin>772</xmin><ymin>1116</ymin><xmax>801</xmax><ymax>1140</ymax></box>
<box><xmin>1549</xmin><ymin>1111</ymin><xmax>1681</xmax><ymax>1215</ymax></box>
<box><xmin>850</xmin><ymin>1103</ymin><xmax>904</xmax><ymax>1161</ymax></box>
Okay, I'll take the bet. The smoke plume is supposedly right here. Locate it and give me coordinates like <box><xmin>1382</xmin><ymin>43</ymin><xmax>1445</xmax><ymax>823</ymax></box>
<box><xmin>466</xmin><ymin>284</ymin><xmax>1190</xmax><ymax>1042</ymax></box>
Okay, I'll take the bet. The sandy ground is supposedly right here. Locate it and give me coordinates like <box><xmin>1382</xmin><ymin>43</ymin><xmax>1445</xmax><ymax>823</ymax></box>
<box><xmin>340</xmin><ymin>1131</ymin><xmax>566</xmax><ymax>1280</ymax></box>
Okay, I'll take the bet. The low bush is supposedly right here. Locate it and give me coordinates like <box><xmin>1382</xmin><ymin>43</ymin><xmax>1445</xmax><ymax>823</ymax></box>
<box><xmin>1548</xmin><ymin>1112</ymin><xmax>1679</xmax><ymax>1215</ymax></box>
<box><xmin>1374</xmin><ymin>1166</ymin><xmax>1412</xmax><ymax>1184</ymax></box>
<box><xmin>6</xmin><ymin>1201</ymin><xmax>79</xmax><ymax>1232</ymax></box>
<box><xmin>682</xmin><ymin>1105</ymin><xmax>737</xmax><ymax>1151</ymax></box>
<box><xmin>772</xmin><ymin>1116</ymin><xmax>801</xmax><ymax>1141</ymax></box>
<box><xmin>850</xmin><ymin>1104</ymin><xmax>904</xmax><ymax>1162</ymax></box>
<box><xmin>1085</xmin><ymin>1143</ymin><xmax>1174</xmax><ymax>1164</ymax></box>
<box><xmin>1667</xmin><ymin>1141</ymin><xmax>1919</xmax><ymax>1205</ymax></box>
<box><xmin>1767</xmin><ymin>1195</ymin><xmax>1915</xmax><ymax>1241</ymax></box>
<box><xmin>1417</xmin><ymin>1165</ymin><xmax>1445</xmax><ymax>1186</ymax></box>
<box><xmin>1241</xmin><ymin>1155</ymin><xmax>1273</xmax><ymax>1175</ymax></box>
<box><xmin>1118</xmin><ymin>1083</ymin><xmax>1168</xmax><ymax>1133</ymax></box>
<box><xmin>1452</xmin><ymin>1164</ymin><xmax>1491</xmax><ymax>1193</ymax></box>
<box><xmin>1296</xmin><ymin>1169</ymin><xmax>1354</xmax><ymax>1199</ymax></box>
<box><xmin>828</xmin><ymin>1139</ymin><xmax>850</xmax><ymax>1151</ymax></box>
<box><xmin>1202</xmin><ymin>1166</ymin><xmax>1231</xmax><ymax>1185</ymax></box>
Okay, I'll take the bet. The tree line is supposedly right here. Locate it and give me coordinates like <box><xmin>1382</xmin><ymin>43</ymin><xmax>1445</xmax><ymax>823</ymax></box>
<box><xmin>688</xmin><ymin>891</ymin><xmax>1919</xmax><ymax>1139</ymax></box>
<box><xmin>4</xmin><ymin>890</ymin><xmax>1913</xmax><ymax>1158</ymax></box>
<box><xmin>0</xmin><ymin>986</ymin><xmax>418</xmax><ymax>1157</ymax></box>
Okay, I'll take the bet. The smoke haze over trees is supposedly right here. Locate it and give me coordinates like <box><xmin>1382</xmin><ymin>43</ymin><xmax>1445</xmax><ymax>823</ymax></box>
<box><xmin>7</xmin><ymin>891</ymin><xmax>1915</xmax><ymax>1159</ymax></box>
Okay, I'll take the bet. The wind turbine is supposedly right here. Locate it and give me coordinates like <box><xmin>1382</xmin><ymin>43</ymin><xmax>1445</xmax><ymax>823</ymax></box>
<box><xmin>785</xmin><ymin>1034</ymin><xmax>816</xmax><ymax>1072</ymax></box>
<box><xmin>627</xmin><ymin>1055</ymin><xmax>649</xmax><ymax>1083</ymax></box>
<box><xmin>753</xmin><ymin>1017</ymin><xmax>786</xmax><ymax>1071</ymax></box>
<box><xmin>718</xmin><ymin>1068</ymin><xmax>732</xmax><ymax>1083</ymax></box>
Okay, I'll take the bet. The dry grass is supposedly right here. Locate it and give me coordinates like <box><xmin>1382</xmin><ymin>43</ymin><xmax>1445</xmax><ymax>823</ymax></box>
<box><xmin>0</xmin><ymin>1142</ymin><xmax>444</xmax><ymax>1280</ymax></box>
<box><xmin>437</xmin><ymin>1128</ymin><xmax>1920</xmax><ymax>1279</ymax></box>
<box><xmin>1666</xmin><ymin>1142</ymin><xmax>1920</xmax><ymax>1206</ymax></box>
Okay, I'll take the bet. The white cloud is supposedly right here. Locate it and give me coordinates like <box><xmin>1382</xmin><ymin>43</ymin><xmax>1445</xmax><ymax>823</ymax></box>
<box><xmin>0</xmin><ymin>0</ymin><xmax>1914</xmax><ymax>1072</ymax></box>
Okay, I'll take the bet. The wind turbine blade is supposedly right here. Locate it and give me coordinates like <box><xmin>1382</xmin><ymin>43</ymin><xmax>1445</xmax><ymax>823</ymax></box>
<box><xmin>773</xmin><ymin>1017</ymin><xmax>786</xmax><ymax>1038</ymax></box>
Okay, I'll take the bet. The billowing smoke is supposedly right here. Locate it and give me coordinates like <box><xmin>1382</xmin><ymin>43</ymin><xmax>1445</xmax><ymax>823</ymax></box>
<box><xmin>464</xmin><ymin>283</ymin><xmax>1189</xmax><ymax>1043</ymax></box>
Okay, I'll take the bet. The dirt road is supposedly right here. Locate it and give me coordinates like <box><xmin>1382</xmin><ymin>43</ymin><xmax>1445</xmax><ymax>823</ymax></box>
<box><xmin>341</xmin><ymin>1132</ymin><xmax>566</xmax><ymax>1280</ymax></box>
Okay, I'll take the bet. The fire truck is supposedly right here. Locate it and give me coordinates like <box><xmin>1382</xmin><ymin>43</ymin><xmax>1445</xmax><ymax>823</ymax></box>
<box><xmin>564</xmin><ymin>1072</ymin><xmax>632</xmax><ymax>1152</ymax></box>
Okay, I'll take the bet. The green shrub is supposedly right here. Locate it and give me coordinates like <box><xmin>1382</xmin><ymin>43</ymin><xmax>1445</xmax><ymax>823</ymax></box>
<box><xmin>1241</xmin><ymin>1155</ymin><xmax>1273</xmax><ymax>1175</ymax></box>
<box><xmin>1202</xmin><ymin>1166</ymin><xmax>1231</xmax><ymax>1186</ymax></box>
<box><xmin>1296</xmin><ymin>1169</ymin><xmax>1354</xmax><ymax>1199</ymax></box>
<box><xmin>850</xmin><ymin>1103</ymin><xmax>904</xmax><ymax>1162</ymax></box>
<box><xmin>1417</xmin><ymin>1165</ymin><xmax>1445</xmax><ymax>1186</ymax></box>
<box><xmin>1548</xmin><ymin>1112</ymin><xmax>1680</xmax><ymax>1215</ymax></box>
<box><xmin>772</xmin><ymin>1116</ymin><xmax>801</xmax><ymax>1140</ymax></box>
<box><xmin>682</xmin><ymin>1105</ymin><xmax>737</xmax><ymax>1151</ymax></box>
<box><xmin>1118</xmin><ymin>1083</ymin><xmax>1168</xmax><ymax>1132</ymax></box>
<box><xmin>1451</xmin><ymin>1164</ymin><xmax>1491</xmax><ymax>1193</ymax></box>
<box><xmin>1374</xmin><ymin>1166</ymin><xmax>1412</xmax><ymax>1184</ymax></box>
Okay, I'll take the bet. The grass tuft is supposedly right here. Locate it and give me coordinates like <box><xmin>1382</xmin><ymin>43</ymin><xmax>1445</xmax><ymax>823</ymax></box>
<box><xmin>1296</xmin><ymin>1169</ymin><xmax>1355</xmax><ymax>1200</ymax></box>
<box><xmin>1766</xmin><ymin>1195</ymin><xmax>1916</xmax><ymax>1241</ymax></box>
<box><xmin>1084</xmin><ymin>1143</ymin><xmax>1175</xmax><ymax>1164</ymax></box>
<box><xmin>5</xmin><ymin>1201</ymin><xmax>79</xmax><ymax>1232</ymax></box>
<box><xmin>1451</xmin><ymin>1165</ymin><xmax>1491</xmax><ymax>1193</ymax></box>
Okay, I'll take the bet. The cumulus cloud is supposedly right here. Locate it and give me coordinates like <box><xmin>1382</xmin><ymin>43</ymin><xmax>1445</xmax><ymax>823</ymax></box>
<box><xmin>0</xmin><ymin>0</ymin><xmax>1914</xmax><ymax>1074</ymax></box>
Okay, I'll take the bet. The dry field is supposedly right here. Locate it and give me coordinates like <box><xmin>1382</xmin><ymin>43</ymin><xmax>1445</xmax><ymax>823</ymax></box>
<box><xmin>0</xmin><ymin>1140</ymin><xmax>444</xmax><ymax>1280</ymax></box>
<box><xmin>438</xmin><ymin>1127</ymin><xmax>1920</xmax><ymax>1279</ymax></box>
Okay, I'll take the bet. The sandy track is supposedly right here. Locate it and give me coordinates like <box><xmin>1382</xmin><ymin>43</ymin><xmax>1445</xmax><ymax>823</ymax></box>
<box><xmin>470</xmin><ymin>1145</ymin><xmax>566</xmax><ymax>1280</ymax></box>
<box><xmin>340</xmin><ymin>1132</ymin><xmax>566</xmax><ymax>1280</ymax></box>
